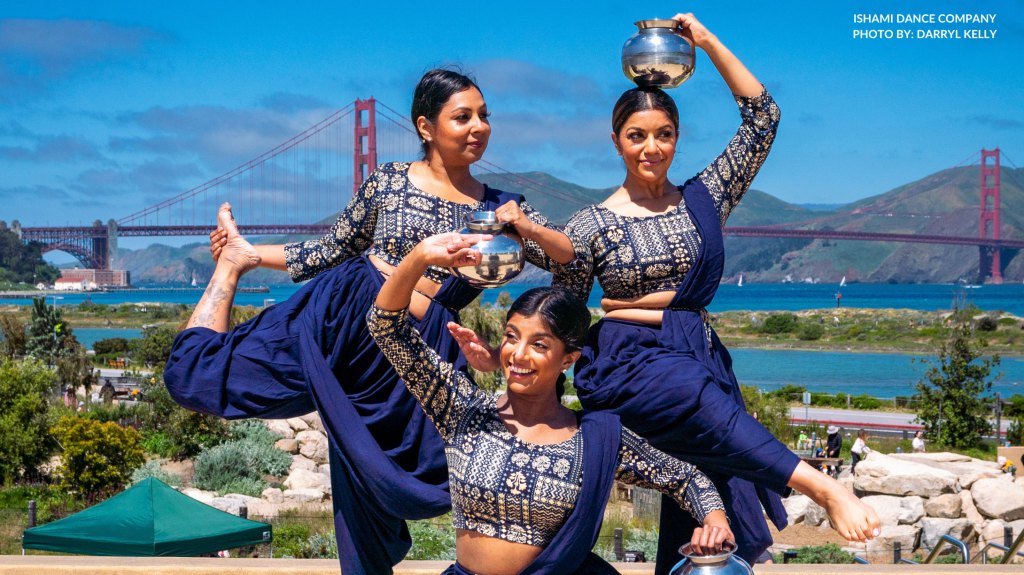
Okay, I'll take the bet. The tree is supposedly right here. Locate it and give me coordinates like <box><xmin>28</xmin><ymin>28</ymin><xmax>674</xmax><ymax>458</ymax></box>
<box><xmin>914</xmin><ymin>312</ymin><xmax>999</xmax><ymax>448</ymax></box>
<box><xmin>0</xmin><ymin>227</ymin><xmax>59</xmax><ymax>285</ymax></box>
<box><xmin>456</xmin><ymin>299</ymin><xmax>508</xmax><ymax>393</ymax></box>
<box><xmin>135</xmin><ymin>325</ymin><xmax>179</xmax><ymax>368</ymax></box>
<box><xmin>26</xmin><ymin>297</ymin><xmax>77</xmax><ymax>362</ymax></box>
<box><xmin>0</xmin><ymin>358</ymin><xmax>59</xmax><ymax>483</ymax></box>
<box><xmin>0</xmin><ymin>314</ymin><xmax>27</xmax><ymax>358</ymax></box>
<box><xmin>741</xmin><ymin>385</ymin><xmax>793</xmax><ymax>444</ymax></box>
<box><xmin>51</xmin><ymin>416</ymin><xmax>145</xmax><ymax>502</ymax></box>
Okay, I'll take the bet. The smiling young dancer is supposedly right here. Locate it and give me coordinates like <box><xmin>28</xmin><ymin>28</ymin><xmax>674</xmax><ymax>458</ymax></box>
<box><xmin>368</xmin><ymin>231</ymin><xmax>734</xmax><ymax>575</ymax></box>
<box><xmin>164</xmin><ymin>68</ymin><xmax>581</xmax><ymax>575</ymax></box>
<box><xmin>448</xmin><ymin>12</ymin><xmax>881</xmax><ymax>572</ymax></box>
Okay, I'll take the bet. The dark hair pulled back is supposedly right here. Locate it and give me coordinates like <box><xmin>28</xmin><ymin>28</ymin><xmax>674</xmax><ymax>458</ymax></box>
<box><xmin>507</xmin><ymin>287</ymin><xmax>590</xmax><ymax>400</ymax></box>
<box><xmin>410</xmin><ymin>68</ymin><xmax>482</xmax><ymax>157</ymax></box>
<box><xmin>611</xmin><ymin>87</ymin><xmax>680</xmax><ymax>136</ymax></box>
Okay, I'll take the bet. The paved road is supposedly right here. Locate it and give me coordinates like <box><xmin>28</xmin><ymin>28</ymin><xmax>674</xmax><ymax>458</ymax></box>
<box><xmin>790</xmin><ymin>406</ymin><xmax>1011</xmax><ymax>434</ymax></box>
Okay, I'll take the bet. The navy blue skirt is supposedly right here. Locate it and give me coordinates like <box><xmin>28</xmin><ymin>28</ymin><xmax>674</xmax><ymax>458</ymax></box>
<box><xmin>574</xmin><ymin>316</ymin><xmax>799</xmax><ymax>569</ymax></box>
<box><xmin>165</xmin><ymin>256</ymin><xmax>480</xmax><ymax>575</ymax></box>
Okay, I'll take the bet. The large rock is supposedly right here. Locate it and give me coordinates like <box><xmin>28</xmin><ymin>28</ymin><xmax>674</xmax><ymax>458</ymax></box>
<box><xmin>275</xmin><ymin>438</ymin><xmax>300</xmax><ymax>454</ymax></box>
<box><xmin>804</xmin><ymin>499</ymin><xmax>830</xmax><ymax>527</ymax></box>
<box><xmin>920</xmin><ymin>517</ymin><xmax>973</xmax><ymax>552</ymax></box>
<box><xmin>860</xmin><ymin>495</ymin><xmax>923</xmax><ymax>526</ymax></box>
<box><xmin>290</xmin><ymin>454</ymin><xmax>318</xmax><ymax>473</ymax></box>
<box><xmin>318</xmin><ymin>463</ymin><xmax>331</xmax><ymax>477</ymax></box>
<box><xmin>960</xmin><ymin>490</ymin><xmax>986</xmax><ymax>532</ymax></box>
<box><xmin>262</xmin><ymin>487</ymin><xmax>284</xmax><ymax>504</ymax></box>
<box><xmin>284</xmin><ymin>468</ymin><xmax>331</xmax><ymax>494</ymax></box>
<box><xmin>299</xmin><ymin>412</ymin><xmax>325</xmax><ymax>433</ymax></box>
<box><xmin>866</xmin><ymin>524</ymin><xmax>920</xmax><ymax>556</ymax></box>
<box><xmin>286</xmin><ymin>417</ymin><xmax>310</xmax><ymax>432</ymax></box>
<box><xmin>854</xmin><ymin>452</ymin><xmax>958</xmax><ymax>497</ymax></box>
<box><xmin>210</xmin><ymin>496</ymin><xmax>247</xmax><ymax>516</ymax></box>
<box><xmin>264</xmin><ymin>419</ymin><xmax>294</xmax><ymax>439</ymax></box>
<box><xmin>783</xmin><ymin>494</ymin><xmax>812</xmax><ymax>525</ymax></box>
<box><xmin>283</xmin><ymin>488</ymin><xmax>326</xmax><ymax>503</ymax></box>
<box><xmin>925</xmin><ymin>493</ymin><xmax>963</xmax><ymax>518</ymax></box>
<box><xmin>296</xmin><ymin>429</ymin><xmax>329</xmax><ymax>463</ymax></box>
<box><xmin>891</xmin><ymin>452</ymin><xmax>1002</xmax><ymax>489</ymax></box>
<box><xmin>180</xmin><ymin>487</ymin><xmax>216</xmax><ymax>505</ymax></box>
<box><xmin>971</xmin><ymin>478</ymin><xmax>1024</xmax><ymax>521</ymax></box>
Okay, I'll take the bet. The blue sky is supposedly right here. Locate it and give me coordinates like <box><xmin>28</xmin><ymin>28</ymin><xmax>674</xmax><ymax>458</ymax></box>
<box><xmin>2</xmin><ymin>1</ymin><xmax>1022</xmax><ymax>253</ymax></box>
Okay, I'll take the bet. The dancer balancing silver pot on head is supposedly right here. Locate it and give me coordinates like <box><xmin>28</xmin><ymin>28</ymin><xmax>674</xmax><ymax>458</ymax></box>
<box><xmin>369</xmin><ymin>230</ymin><xmax>735</xmax><ymax>575</ymax></box>
<box><xmin>449</xmin><ymin>12</ymin><xmax>881</xmax><ymax>573</ymax></box>
<box><xmin>165</xmin><ymin>68</ymin><xmax>585</xmax><ymax>575</ymax></box>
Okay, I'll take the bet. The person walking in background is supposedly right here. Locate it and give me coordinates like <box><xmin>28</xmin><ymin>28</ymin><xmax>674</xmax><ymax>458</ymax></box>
<box><xmin>911</xmin><ymin>430</ymin><xmax>926</xmax><ymax>453</ymax></box>
<box><xmin>851</xmin><ymin>430</ymin><xmax>872</xmax><ymax>472</ymax></box>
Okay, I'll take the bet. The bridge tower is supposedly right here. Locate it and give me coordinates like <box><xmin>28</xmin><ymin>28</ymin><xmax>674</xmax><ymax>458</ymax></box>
<box><xmin>353</xmin><ymin>98</ymin><xmax>378</xmax><ymax>194</ymax></box>
<box><xmin>978</xmin><ymin>148</ymin><xmax>1002</xmax><ymax>283</ymax></box>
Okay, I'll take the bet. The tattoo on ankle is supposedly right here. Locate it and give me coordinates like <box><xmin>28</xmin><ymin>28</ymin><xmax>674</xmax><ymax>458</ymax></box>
<box><xmin>193</xmin><ymin>281</ymin><xmax>230</xmax><ymax>328</ymax></box>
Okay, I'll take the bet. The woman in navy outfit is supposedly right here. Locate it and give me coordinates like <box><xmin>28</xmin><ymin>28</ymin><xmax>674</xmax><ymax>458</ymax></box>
<box><xmin>164</xmin><ymin>69</ymin><xmax>580</xmax><ymax>575</ymax></box>
<box><xmin>449</xmin><ymin>13</ymin><xmax>881</xmax><ymax>572</ymax></box>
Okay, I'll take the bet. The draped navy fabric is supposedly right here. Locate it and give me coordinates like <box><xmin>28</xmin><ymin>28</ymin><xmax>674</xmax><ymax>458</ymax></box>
<box><xmin>162</xmin><ymin>186</ymin><xmax>524</xmax><ymax>575</ymax></box>
<box><xmin>572</xmin><ymin>177</ymin><xmax>800</xmax><ymax>571</ymax></box>
<box><xmin>441</xmin><ymin>411</ymin><xmax>622</xmax><ymax>575</ymax></box>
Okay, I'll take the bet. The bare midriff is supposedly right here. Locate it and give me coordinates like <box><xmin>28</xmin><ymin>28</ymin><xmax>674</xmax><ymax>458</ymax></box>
<box><xmin>369</xmin><ymin>255</ymin><xmax>441</xmax><ymax>320</ymax></box>
<box><xmin>601</xmin><ymin>290</ymin><xmax>677</xmax><ymax>326</ymax></box>
<box><xmin>456</xmin><ymin>530</ymin><xmax>544</xmax><ymax>575</ymax></box>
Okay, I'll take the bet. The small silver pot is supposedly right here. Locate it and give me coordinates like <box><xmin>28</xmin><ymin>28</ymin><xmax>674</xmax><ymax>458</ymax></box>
<box><xmin>450</xmin><ymin>211</ymin><xmax>524</xmax><ymax>288</ymax></box>
<box><xmin>621</xmin><ymin>19</ymin><xmax>696</xmax><ymax>88</ymax></box>
<box><xmin>669</xmin><ymin>542</ymin><xmax>754</xmax><ymax>575</ymax></box>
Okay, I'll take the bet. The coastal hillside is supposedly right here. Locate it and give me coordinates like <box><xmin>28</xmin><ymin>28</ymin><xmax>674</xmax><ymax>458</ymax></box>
<box><xmin>111</xmin><ymin>166</ymin><xmax>1024</xmax><ymax>285</ymax></box>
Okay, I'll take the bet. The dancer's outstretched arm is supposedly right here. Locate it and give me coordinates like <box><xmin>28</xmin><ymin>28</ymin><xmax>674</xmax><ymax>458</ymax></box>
<box><xmin>187</xmin><ymin>204</ymin><xmax>262</xmax><ymax>331</ymax></box>
<box><xmin>375</xmin><ymin>232</ymin><xmax>488</xmax><ymax>312</ymax></box>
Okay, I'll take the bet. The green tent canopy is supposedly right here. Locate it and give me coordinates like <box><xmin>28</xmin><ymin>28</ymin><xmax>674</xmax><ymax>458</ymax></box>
<box><xmin>22</xmin><ymin>477</ymin><xmax>272</xmax><ymax>556</ymax></box>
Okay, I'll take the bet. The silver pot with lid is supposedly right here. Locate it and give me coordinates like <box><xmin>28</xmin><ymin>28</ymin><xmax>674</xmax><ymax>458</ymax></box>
<box><xmin>669</xmin><ymin>542</ymin><xmax>754</xmax><ymax>575</ymax></box>
<box><xmin>450</xmin><ymin>211</ymin><xmax>524</xmax><ymax>288</ymax></box>
<box><xmin>621</xmin><ymin>19</ymin><xmax>696</xmax><ymax>88</ymax></box>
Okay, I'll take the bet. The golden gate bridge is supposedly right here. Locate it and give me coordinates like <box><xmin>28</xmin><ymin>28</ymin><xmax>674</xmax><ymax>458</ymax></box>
<box><xmin>9</xmin><ymin>99</ymin><xmax>1022</xmax><ymax>283</ymax></box>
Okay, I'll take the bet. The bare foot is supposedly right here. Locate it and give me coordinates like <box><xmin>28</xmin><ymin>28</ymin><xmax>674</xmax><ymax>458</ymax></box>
<box><xmin>824</xmin><ymin>486</ymin><xmax>881</xmax><ymax>543</ymax></box>
<box><xmin>216</xmin><ymin>203</ymin><xmax>260</xmax><ymax>274</ymax></box>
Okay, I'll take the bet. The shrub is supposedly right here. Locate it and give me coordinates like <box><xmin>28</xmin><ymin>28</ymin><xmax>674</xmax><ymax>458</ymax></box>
<box><xmin>760</xmin><ymin>313</ymin><xmax>799</xmax><ymax>334</ymax></box>
<box><xmin>1008</xmin><ymin>417</ymin><xmax>1024</xmax><ymax>446</ymax></box>
<box><xmin>785</xmin><ymin>543</ymin><xmax>856</xmax><ymax>564</ymax></box>
<box><xmin>93</xmin><ymin>338</ymin><xmax>130</xmax><ymax>355</ymax></box>
<box><xmin>192</xmin><ymin>432</ymin><xmax>291</xmax><ymax>495</ymax></box>
<box><xmin>741</xmin><ymin>385</ymin><xmax>794</xmax><ymax>444</ymax></box>
<box><xmin>851</xmin><ymin>394</ymin><xmax>882</xmax><ymax>410</ymax></box>
<box><xmin>140</xmin><ymin>431</ymin><xmax>175</xmax><ymax>458</ymax></box>
<box><xmin>798</xmin><ymin>323</ymin><xmax>824</xmax><ymax>341</ymax></box>
<box><xmin>51</xmin><ymin>416</ymin><xmax>145</xmax><ymax>501</ymax></box>
<box><xmin>230</xmin><ymin>419</ymin><xmax>283</xmax><ymax>444</ymax></box>
<box><xmin>407</xmin><ymin>519</ymin><xmax>456</xmax><ymax>560</ymax></box>
<box><xmin>0</xmin><ymin>358</ymin><xmax>59</xmax><ymax>483</ymax></box>
<box><xmin>976</xmin><ymin>316</ymin><xmax>998</xmax><ymax>332</ymax></box>
<box><xmin>130</xmin><ymin>460</ymin><xmax>181</xmax><ymax>486</ymax></box>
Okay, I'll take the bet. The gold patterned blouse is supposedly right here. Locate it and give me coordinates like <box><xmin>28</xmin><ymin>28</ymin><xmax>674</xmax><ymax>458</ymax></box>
<box><xmin>283</xmin><ymin>161</ymin><xmax>568</xmax><ymax>283</ymax></box>
<box><xmin>552</xmin><ymin>89</ymin><xmax>781</xmax><ymax>302</ymax></box>
<box><xmin>367</xmin><ymin>305</ymin><xmax>725</xmax><ymax>547</ymax></box>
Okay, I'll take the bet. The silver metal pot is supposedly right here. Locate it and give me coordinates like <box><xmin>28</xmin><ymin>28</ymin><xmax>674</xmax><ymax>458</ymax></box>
<box><xmin>669</xmin><ymin>543</ymin><xmax>754</xmax><ymax>575</ymax></box>
<box><xmin>621</xmin><ymin>19</ymin><xmax>696</xmax><ymax>88</ymax></box>
<box><xmin>450</xmin><ymin>211</ymin><xmax>524</xmax><ymax>288</ymax></box>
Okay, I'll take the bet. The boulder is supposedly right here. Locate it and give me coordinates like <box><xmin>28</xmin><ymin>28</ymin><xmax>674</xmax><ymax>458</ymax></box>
<box><xmin>971</xmin><ymin>478</ymin><xmax>1024</xmax><ymax>521</ymax></box>
<box><xmin>283</xmin><ymin>488</ymin><xmax>325</xmax><ymax>503</ymax></box>
<box><xmin>296</xmin><ymin>429</ymin><xmax>329</xmax><ymax>463</ymax></box>
<box><xmin>890</xmin><ymin>452</ymin><xmax>1003</xmax><ymax>489</ymax></box>
<box><xmin>804</xmin><ymin>499</ymin><xmax>830</xmax><ymax>527</ymax></box>
<box><xmin>899</xmin><ymin>496</ymin><xmax>926</xmax><ymax>525</ymax></box>
<box><xmin>866</xmin><ymin>524</ymin><xmax>920</xmax><ymax>557</ymax></box>
<box><xmin>783</xmin><ymin>494</ymin><xmax>812</xmax><ymax>525</ymax></box>
<box><xmin>180</xmin><ymin>487</ymin><xmax>216</xmax><ymax>505</ymax></box>
<box><xmin>318</xmin><ymin>463</ymin><xmax>331</xmax><ymax>477</ymax></box>
<box><xmin>286</xmin><ymin>417</ymin><xmax>310</xmax><ymax>432</ymax></box>
<box><xmin>264</xmin><ymin>419</ymin><xmax>294</xmax><ymax>439</ymax></box>
<box><xmin>860</xmin><ymin>495</ymin><xmax>923</xmax><ymax>526</ymax></box>
<box><xmin>284</xmin><ymin>468</ymin><xmax>331</xmax><ymax>494</ymax></box>
<box><xmin>925</xmin><ymin>493</ymin><xmax>962</xmax><ymax>518</ymax></box>
<box><xmin>290</xmin><ymin>454</ymin><xmax>318</xmax><ymax>473</ymax></box>
<box><xmin>919</xmin><ymin>517</ymin><xmax>973</xmax><ymax>552</ymax></box>
<box><xmin>960</xmin><ymin>490</ymin><xmax>986</xmax><ymax>532</ymax></box>
<box><xmin>299</xmin><ymin>412</ymin><xmax>325</xmax><ymax>433</ymax></box>
<box><xmin>262</xmin><ymin>487</ymin><xmax>284</xmax><ymax>504</ymax></box>
<box><xmin>222</xmin><ymin>493</ymin><xmax>261</xmax><ymax>505</ymax></box>
<box><xmin>275</xmin><ymin>438</ymin><xmax>300</xmax><ymax>454</ymax></box>
<box><xmin>210</xmin><ymin>496</ymin><xmax>247</xmax><ymax>516</ymax></box>
<box><xmin>854</xmin><ymin>452</ymin><xmax>958</xmax><ymax>497</ymax></box>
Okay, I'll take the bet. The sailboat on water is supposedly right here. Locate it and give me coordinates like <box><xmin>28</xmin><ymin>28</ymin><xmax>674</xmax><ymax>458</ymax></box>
<box><xmin>737</xmin><ymin>274</ymin><xmax>744</xmax><ymax>287</ymax></box>
<box><xmin>190</xmin><ymin>272</ymin><xmax>198</xmax><ymax>287</ymax></box>
<box><xmin>839</xmin><ymin>276</ymin><xmax>847</xmax><ymax>287</ymax></box>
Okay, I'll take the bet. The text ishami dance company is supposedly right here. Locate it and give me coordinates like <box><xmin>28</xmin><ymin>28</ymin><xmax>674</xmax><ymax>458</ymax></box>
<box><xmin>852</xmin><ymin>12</ymin><xmax>998</xmax><ymax>40</ymax></box>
